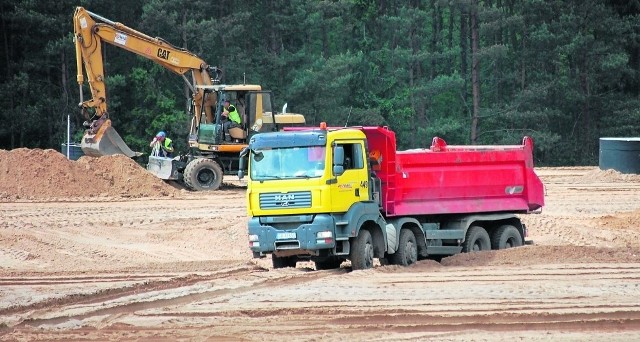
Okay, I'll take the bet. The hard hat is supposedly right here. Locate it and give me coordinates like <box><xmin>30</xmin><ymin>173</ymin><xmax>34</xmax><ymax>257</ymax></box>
<box><xmin>156</xmin><ymin>131</ymin><xmax>166</xmax><ymax>138</ymax></box>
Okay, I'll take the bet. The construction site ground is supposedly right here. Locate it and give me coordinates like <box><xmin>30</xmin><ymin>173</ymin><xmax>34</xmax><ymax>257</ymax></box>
<box><xmin>1</xmin><ymin>148</ymin><xmax>640</xmax><ymax>341</ymax></box>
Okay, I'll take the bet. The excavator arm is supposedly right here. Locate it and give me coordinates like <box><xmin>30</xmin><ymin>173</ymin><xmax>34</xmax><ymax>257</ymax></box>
<box><xmin>73</xmin><ymin>6</ymin><xmax>220</xmax><ymax>157</ymax></box>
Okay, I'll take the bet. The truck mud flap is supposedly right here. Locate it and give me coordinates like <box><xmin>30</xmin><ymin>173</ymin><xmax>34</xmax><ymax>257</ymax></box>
<box><xmin>81</xmin><ymin>126</ymin><xmax>141</xmax><ymax>158</ymax></box>
<box><xmin>147</xmin><ymin>156</ymin><xmax>180</xmax><ymax>180</ymax></box>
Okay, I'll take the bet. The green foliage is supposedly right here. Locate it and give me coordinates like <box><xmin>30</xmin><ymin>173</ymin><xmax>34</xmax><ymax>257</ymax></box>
<box><xmin>1</xmin><ymin>0</ymin><xmax>639</xmax><ymax>167</ymax></box>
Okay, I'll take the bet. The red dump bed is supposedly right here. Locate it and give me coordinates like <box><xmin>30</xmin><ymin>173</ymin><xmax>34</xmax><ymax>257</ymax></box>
<box><xmin>362</xmin><ymin>126</ymin><xmax>545</xmax><ymax>217</ymax></box>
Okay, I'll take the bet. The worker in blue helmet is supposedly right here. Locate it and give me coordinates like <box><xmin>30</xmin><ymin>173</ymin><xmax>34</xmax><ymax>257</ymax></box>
<box><xmin>150</xmin><ymin>131</ymin><xmax>174</xmax><ymax>157</ymax></box>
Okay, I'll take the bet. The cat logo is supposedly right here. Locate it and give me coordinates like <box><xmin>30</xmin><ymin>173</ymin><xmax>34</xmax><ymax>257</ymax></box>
<box><xmin>157</xmin><ymin>48</ymin><xmax>170</xmax><ymax>60</ymax></box>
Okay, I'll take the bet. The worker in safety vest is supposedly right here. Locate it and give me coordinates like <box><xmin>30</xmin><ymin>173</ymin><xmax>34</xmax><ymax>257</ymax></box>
<box><xmin>150</xmin><ymin>131</ymin><xmax>174</xmax><ymax>157</ymax></box>
<box><xmin>222</xmin><ymin>99</ymin><xmax>242</xmax><ymax>141</ymax></box>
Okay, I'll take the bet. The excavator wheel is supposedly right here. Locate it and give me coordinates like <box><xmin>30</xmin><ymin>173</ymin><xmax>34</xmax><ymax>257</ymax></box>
<box><xmin>183</xmin><ymin>158</ymin><xmax>224</xmax><ymax>191</ymax></box>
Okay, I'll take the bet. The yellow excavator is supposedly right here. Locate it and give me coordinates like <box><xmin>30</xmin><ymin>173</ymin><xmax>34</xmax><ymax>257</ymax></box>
<box><xmin>73</xmin><ymin>7</ymin><xmax>305</xmax><ymax>190</ymax></box>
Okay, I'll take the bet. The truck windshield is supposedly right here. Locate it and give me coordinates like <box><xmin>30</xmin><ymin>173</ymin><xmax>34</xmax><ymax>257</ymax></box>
<box><xmin>250</xmin><ymin>146</ymin><xmax>326</xmax><ymax>180</ymax></box>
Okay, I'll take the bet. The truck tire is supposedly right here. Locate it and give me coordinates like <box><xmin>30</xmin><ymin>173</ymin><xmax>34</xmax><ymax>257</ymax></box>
<box><xmin>491</xmin><ymin>225</ymin><xmax>523</xmax><ymax>249</ymax></box>
<box><xmin>350</xmin><ymin>229</ymin><xmax>374</xmax><ymax>270</ymax></box>
<box><xmin>272</xmin><ymin>255</ymin><xmax>297</xmax><ymax>269</ymax></box>
<box><xmin>462</xmin><ymin>225</ymin><xmax>491</xmax><ymax>253</ymax></box>
<box><xmin>183</xmin><ymin>158</ymin><xmax>223</xmax><ymax>191</ymax></box>
<box><xmin>389</xmin><ymin>229</ymin><xmax>417</xmax><ymax>266</ymax></box>
<box><xmin>314</xmin><ymin>257</ymin><xmax>343</xmax><ymax>270</ymax></box>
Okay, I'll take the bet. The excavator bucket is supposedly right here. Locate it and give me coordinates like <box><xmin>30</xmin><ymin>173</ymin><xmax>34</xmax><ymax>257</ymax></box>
<box><xmin>80</xmin><ymin>119</ymin><xmax>141</xmax><ymax>158</ymax></box>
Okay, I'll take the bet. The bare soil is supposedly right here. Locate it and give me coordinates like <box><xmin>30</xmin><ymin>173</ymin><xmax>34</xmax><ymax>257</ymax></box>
<box><xmin>1</xmin><ymin>151</ymin><xmax>640</xmax><ymax>341</ymax></box>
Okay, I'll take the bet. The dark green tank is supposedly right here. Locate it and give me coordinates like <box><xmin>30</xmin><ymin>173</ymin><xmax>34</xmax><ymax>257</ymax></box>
<box><xmin>599</xmin><ymin>137</ymin><xmax>640</xmax><ymax>174</ymax></box>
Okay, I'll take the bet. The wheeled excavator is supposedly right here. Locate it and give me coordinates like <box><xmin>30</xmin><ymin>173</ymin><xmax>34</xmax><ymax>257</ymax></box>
<box><xmin>73</xmin><ymin>7</ymin><xmax>305</xmax><ymax>190</ymax></box>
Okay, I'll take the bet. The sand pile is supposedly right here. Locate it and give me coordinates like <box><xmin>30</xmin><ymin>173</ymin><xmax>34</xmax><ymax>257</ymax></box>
<box><xmin>599</xmin><ymin>210</ymin><xmax>640</xmax><ymax>230</ymax></box>
<box><xmin>441</xmin><ymin>245</ymin><xmax>640</xmax><ymax>267</ymax></box>
<box><xmin>581</xmin><ymin>168</ymin><xmax>640</xmax><ymax>182</ymax></box>
<box><xmin>0</xmin><ymin>148</ymin><xmax>179</xmax><ymax>200</ymax></box>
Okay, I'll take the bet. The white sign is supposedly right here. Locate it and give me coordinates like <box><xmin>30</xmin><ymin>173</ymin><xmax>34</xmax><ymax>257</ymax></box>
<box><xmin>114</xmin><ymin>32</ymin><xmax>128</xmax><ymax>45</ymax></box>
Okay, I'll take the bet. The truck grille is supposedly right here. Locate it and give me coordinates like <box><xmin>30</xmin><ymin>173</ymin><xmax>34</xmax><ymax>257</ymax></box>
<box><xmin>259</xmin><ymin>191</ymin><xmax>312</xmax><ymax>209</ymax></box>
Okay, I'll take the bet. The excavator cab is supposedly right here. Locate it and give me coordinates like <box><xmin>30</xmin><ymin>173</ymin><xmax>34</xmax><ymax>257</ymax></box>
<box><xmin>190</xmin><ymin>88</ymin><xmax>278</xmax><ymax>149</ymax></box>
<box><xmin>148</xmin><ymin>87</ymin><xmax>306</xmax><ymax>190</ymax></box>
<box><xmin>193</xmin><ymin>89</ymin><xmax>306</xmax><ymax>147</ymax></box>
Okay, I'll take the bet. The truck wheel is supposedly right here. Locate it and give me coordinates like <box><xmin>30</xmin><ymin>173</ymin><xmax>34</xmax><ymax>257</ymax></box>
<box><xmin>462</xmin><ymin>226</ymin><xmax>491</xmax><ymax>253</ymax></box>
<box><xmin>350</xmin><ymin>229</ymin><xmax>374</xmax><ymax>270</ymax></box>
<box><xmin>491</xmin><ymin>225</ymin><xmax>523</xmax><ymax>249</ymax></box>
<box><xmin>314</xmin><ymin>257</ymin><xmax>343</xmax><ymax>270</ymax></box>
<box><xmin>183</xmin><ymin>158</ymin><xmax>223</xmax><ymax>191</ymax></box>
<box><xmin>389</xmin><ymin>229</ymin><xmax>417</xmax><ymax>266</ymax></box>
<box><xmin>272</xmin><ymin>255</ymin><xmax>296</xmax><ymax>269</ymax></box>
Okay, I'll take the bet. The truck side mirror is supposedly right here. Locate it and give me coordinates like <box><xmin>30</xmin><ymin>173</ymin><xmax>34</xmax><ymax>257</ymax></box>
<box><xmin>238</xmin><ymin>147</ymin><xmax>248</xmax><ymax>179</ymax></box>
<box><xmin>333</xmin><ymin>145</ymin><xmax>345</xmax><ymax>176</ymax></box>
<box><xmin>239</xmin><ymin>147</ymin><xmax>249</xmax><ymax>158</ymax></box>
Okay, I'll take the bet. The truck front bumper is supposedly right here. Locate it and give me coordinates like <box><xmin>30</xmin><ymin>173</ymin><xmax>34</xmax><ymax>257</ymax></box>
<box><xmin>248</xmin><ymin>214</ymin><xmax>336</xmax><ymax>256</ymax></box>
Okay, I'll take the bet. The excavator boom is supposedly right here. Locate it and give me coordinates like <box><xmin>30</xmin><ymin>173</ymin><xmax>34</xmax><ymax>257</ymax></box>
<box><xmin>73</xmin><ymin>7</ymin><xmax>217</xmax><ymax>157</ymax></box>
<box><xmin>73</xmin><ymin>7</ymin><xmax>306</xmax><ymax>191</ymax></box>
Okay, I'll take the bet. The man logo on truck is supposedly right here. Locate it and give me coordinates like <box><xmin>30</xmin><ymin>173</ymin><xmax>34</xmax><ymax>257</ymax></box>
<box><xmin>276</xmin><ymin>193</ymin><xmax>295</xmax><ymax>207</ymax></box>
<box><xmin>275</xmin><ymin>194</ymin><xmax>295</xmax><ymax>201</ymax></box>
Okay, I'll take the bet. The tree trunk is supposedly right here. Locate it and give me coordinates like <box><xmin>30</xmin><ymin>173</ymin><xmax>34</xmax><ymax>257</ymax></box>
<box><xmin>410</xmin><ymin>0</ymin><xmax>424</xmax><ymax>132</ymax></box>
<box><xmin>470</xmin><ymin>0</ymin><xmax>480</xmax><ymax>143</ymax></box>
<box><xmin>182</xmin><ymin>11</ymin><xmax>190</xmax><ymax>113</ymax></box>
<box><xmin>2</xmin><ymin>5</ymin><xmax>15</xmax><ymax>148</ymax></box>
<box><xmin>580</xmin><ymin>65</ymin><xmax>591</xmax><ymax>153</ymax></box>
<box><xmin>430</xmin><ymin>1</ymin><xmax>438</xmax><ymax>80</ymax></box>
<box><xmin>448</xmin><ymin>4</ymin><xmax>454</xmax><ymax>73</ymax></box>
<box><xmin>460</xmin><ymin>1</ymin><xmax>469</xmax><ymax>124</ymax></box>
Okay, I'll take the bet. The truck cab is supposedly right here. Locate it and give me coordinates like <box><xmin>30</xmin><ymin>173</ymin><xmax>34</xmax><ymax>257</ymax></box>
<box><xmin>244</xmin><ymin>126</ymin><xmax>383</xmax><ymax>269</ymax></box>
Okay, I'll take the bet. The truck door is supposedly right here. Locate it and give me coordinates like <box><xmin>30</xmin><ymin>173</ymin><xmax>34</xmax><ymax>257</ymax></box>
<box><xmin>330</xmin><ymin>140</ymin><xmax>370</xmax><ymax>212</ymax></box>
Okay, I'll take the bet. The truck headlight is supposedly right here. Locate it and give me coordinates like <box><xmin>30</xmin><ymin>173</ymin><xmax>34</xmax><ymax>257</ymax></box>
<box><xmin>248</xmin><ymin>234</ymin><xmax>259</xmax><ymax>242</ymax></box>
<box><xmin>316</xmin><ymin>231</ymin><xmax>333</xmax><ymax>238</ymax></box>
<box><xmin>316</xmin><ymin>231</ymin><xmax>333</xmax><ymax>245</ymax></box>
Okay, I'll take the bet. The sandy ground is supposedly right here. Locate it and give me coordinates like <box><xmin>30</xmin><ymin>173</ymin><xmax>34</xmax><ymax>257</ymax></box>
<box><xmin>2</xmin><ymin>150</ymin><xmax>640</xmax><ymax>341</ymax></box>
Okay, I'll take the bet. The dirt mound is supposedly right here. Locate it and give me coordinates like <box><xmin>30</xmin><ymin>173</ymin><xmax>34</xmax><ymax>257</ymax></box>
<box><xmin>537</xmin><ymin>167</ymin><xmax>640</xmax><ymax>184</ymax></box>
<box><xmin>599</xmin><ymin>210</ymin><xmax>640</xmax><ymax>230</ymax></box>
<box><xmin>581</xmin><ymin>168</ymin><xmax>640</xmax><ymax>182</ymax></box>
<box><xmin>376</xmin><ymin>259</ymin><xmax>443</xmax><ymax>273</ymax></box>
<box><xmin>441</xmin><ymin>245</ymin><xmax>640</xmax><ymax>267</ymax></box>
<box><xmin>0</xmin><ymin>148</ymin><xmax>179</xmax><ymax>200</ymax></box>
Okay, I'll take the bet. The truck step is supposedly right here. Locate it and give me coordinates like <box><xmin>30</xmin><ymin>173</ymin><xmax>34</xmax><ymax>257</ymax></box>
<box><xmin>425</xmin><ymin>229</ymin><xmax>465</xmax><ymax>240</ymax></box>
<box><xmin>426</xmin><ymin>246</ymin><xmax>462</xmax><ymax>255</ymax></box>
